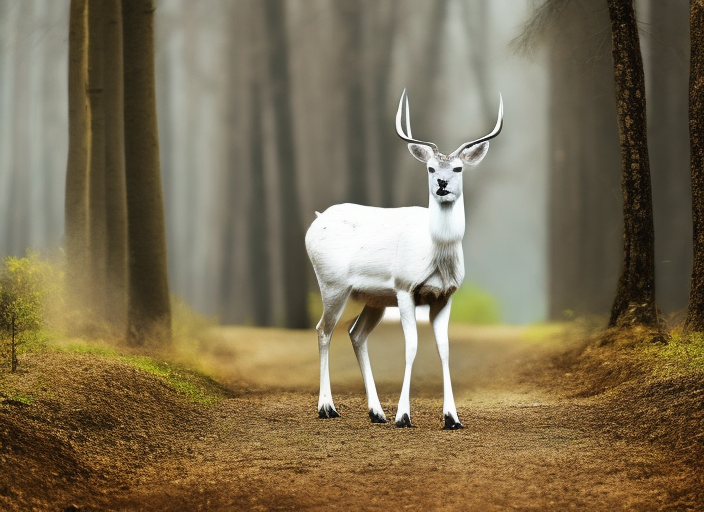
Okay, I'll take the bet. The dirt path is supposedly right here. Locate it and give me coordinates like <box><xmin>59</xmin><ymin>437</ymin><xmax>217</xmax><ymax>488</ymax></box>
<box><xmin>2</xmin><ymin>323</ymin><xmax>701</xmax><ymax>511</ymax></box>
<box><xmin>105</xmin><ymin>324</ymin><xmax>700</xmax><ymax>511</ymax></box>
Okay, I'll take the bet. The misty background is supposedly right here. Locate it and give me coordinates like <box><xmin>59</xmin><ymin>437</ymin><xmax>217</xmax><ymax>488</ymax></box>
<box><xmin>0</xmin><ymin>0</ymin><xmax>691</xmax><ymax>325</ymax></box>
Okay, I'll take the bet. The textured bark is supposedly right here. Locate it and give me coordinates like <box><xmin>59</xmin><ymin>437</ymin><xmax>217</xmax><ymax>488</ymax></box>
<box><xmin>87</xmin><ymin>0</ymin><xmax>107</xmax><ymax>317</ymax></box>
<box><xmin>122</xmin><ymin>0</ymin><xmax>171</xmax><ymax>344</ymax></box>
<box><xmin>262</xmin><ymin>0</ymin><xmax>309</xmax><ymax>329</ymax></box>
<box><xmin>607</xmin><ymin>0</ymin><xmax>659</xmax><ymax>328</ymax></box>
<box><xmin>686</xmin><ymin>1</ymin><xmax>704</xmax><ymax>331</ymax></box>
<box><xmin>103</xmin><ymin>0</ymin><xmax>128</xmax><ymax>328</ymax></box>
<box><xmin>65</xmin><ymin>0</ymin><xmax>91</xmax><ymax>310</ymax></box>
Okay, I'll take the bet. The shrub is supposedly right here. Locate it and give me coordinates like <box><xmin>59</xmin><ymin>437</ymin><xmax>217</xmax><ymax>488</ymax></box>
<box><xmin>0</xmin><ymin>252</ymin><xmax>60</xmax><ymax>371</ymax></box>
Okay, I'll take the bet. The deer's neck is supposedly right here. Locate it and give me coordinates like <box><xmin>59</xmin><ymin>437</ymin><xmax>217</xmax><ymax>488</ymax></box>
<box><xmin>428</xmin><ymin>196</ymin><xmax>465</xmax><ymax>246</ymax></box>
<box><xmin>427</xmin><ymin>196</ymin><xmax>465</xmax><ymax>291</ymax></box>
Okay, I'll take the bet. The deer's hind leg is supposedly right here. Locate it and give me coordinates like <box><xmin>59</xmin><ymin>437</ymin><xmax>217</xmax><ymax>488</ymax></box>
<box><xmin>349</xmin><ymin>305</ymin><xmax>387</xmax><ymax>423</ymax></box>
<box><xmin>316</xmin><ymin>286</ymin><xmax>352</xmax><ymax>419</ymax></box>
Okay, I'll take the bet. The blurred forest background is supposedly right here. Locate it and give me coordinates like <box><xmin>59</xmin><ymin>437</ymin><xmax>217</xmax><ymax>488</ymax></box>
<box><xmin>0</xmin><ymin>0</ymin><xmax>692</xmax><ymax>326</ymax></box>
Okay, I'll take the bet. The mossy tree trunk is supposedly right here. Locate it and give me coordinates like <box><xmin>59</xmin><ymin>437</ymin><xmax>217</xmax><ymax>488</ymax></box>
<box><xmin>122</xmin><ymin>0</ymin><xmax>171</xmax><ymax>345</ymax></box>
<box><xmin>686</xmin><ymin>1</ymin><xmax>704</xmax><ymax>332</ymax></box>
<box><xmin>606</xmin><ymin>0</ymin><xmax>659</xmax><ymax>328</ymax></box>
<box><xmin>65</xmin><ymin>0</ymin><xmax>91</xmax><ymax>313</ymax></box>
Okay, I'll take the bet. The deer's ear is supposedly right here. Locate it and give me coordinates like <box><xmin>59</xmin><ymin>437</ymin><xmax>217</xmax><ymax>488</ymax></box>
<box><xmin>459</xmin><ymin>141</ymin><xmax>489</xmax><ymax>166</ymax></box>
<box><xmin>408</xmin><ymin>143</ymin><xmax>434</xmax><ymax>163</ymax></box>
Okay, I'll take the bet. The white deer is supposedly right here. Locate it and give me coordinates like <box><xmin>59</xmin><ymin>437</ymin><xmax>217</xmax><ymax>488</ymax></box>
<box><xmin>305</xmin><ymin>90</ymin><xmax>503</xmax><ymax>429</ymax></box>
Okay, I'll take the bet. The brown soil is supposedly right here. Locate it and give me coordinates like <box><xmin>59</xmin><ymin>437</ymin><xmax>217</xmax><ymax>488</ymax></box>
<box><xmin>0</xmin><ymin>324</ymin><xmax>702</xmax><ymax>511</ymax></box>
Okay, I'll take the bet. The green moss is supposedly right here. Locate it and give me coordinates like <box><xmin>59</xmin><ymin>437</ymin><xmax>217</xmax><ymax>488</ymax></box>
<box><xmin>640</xmin><ymin>331</ymin><xmax>704</xmax><ymax>378</ymax></box>
<box><xmin>521</xmin><ymin>322</ymin><xmax>570</xmax><ymax>343</ymax></box>
<box><xmin>122</xmin><ymin>355</ymin><xmax>225</xmax><ymax>405</ymax></box>
<box><xmin>0</xmin><ymin>390</ymin><xmax>35</xmax><ymax>405</ymax></box>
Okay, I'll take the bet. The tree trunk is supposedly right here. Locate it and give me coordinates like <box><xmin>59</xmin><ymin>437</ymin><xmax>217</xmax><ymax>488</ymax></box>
<box><xmin>65</xmin><ymin>0</ymin><xmax>91</xmax><ymax>312</ymax></box>
<box><xmin>248</xmin><ymin>84</ymin><xmax>273</xmax><ymax>326</ymax></box>
<box><xmin>262</xmin><ymin>0</ymin><xmax>309</xmax><ymax>329</ymax></box>
<box><xmin>88</xmin><ymin>0</ymin><xmax>108</xmax><ymax>318</ymax></box>
<box><xmin>122</xmin><ymin>0</ymin><xmax>171</xmax><ymax>345</ymax></box>
<box><xmin>685</xmin><ymin>0</ymin><xmax>704</xmax><ymax>332</ymax></box>
<box><xmin>607</xmin><ymin>0</ymin><xmax>659</xmax><ymax>328</ymax></box>
<box><xmin>10</xmin><ymin>315</ymin><xmax>16</xmax><ymax>373</ymax></box>
<box><xmin>371</xmin><ymin>0</ymin><xmax>399</xmax><ymax>208</ymax></box>
<box><xmin>103</xmin><ymin>0</ymin><xmax>129</xmax><ymax>328</ymax></box>
<box><xmin>335</xmin><ymin>1</ymin><xmax>368</xmax><ymax>206</ymax></box>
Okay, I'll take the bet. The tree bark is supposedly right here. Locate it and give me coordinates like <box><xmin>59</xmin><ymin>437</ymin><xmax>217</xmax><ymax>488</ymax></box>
<box><xmin>607</xmin><ymin>0</ymin><xmax>659</xmax><ymax>328</ymax></box>
<box><xmin>122</xmin><ymin>0</ymin><xmax>171</xmax><ymax>344</ymax></box>
<box><xmin>65</xmin><ymin>0</ymin><xmax>91</xmax><ymax>311</ymax></box>
<box><xmin>103</xmin><ymin>0</ymin><xmax>129</xmax><ymax>328</ymax></box>
<box><xmin>686</xmin><ymin>0</ymin><xmax>704</xmax><ymax>331</ymax></box>
<box><xmin>262</xmin><ymin>0</ymin><xmax>309</xmax><ymax>329</ymax></box>
<box><xmin>88</xmin><ymin>0</ymin><xmax>108</xmax><ymax>318</ymax></box>
<box><xmin>10</xmin><ymin>315</ymin><xmax>16</xmax><ymax>373</ymax></box>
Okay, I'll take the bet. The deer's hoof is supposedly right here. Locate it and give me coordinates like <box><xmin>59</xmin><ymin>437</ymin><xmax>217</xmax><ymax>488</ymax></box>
<box><xmin>368</xmin><ymin>410</ymin><xmax>387</xmax><ymax>424</ymax></box>
<box><xmin>442</xmin><ymin>414</ymin><xmax>464</xmax><ymax>430</ymax></box>
<box><xmin>318</xmin><ymin>405</ymin><xmax>340</xmax><ymax>419</ymax></box>
<box><xmin>395</xmin><ymin>413</ymin><xmax>415</xmax><ymax>428</ymax></box>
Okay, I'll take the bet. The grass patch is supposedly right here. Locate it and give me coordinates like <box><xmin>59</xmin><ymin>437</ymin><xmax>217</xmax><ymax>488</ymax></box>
<box><xmin>0</xmin><ymin>389</ymin><xmax>34</xmax><ymax>405</ymax></box>
<box><xmin>640</xmin><ymin>331</ymin><xmax>704</xmax><ymax>379</ymax></box>
<box><xmin>123</xmin><ymin>355</ymin><xmax>225</xmax><ymax>406</ymax></box>
<box><xmin>20</xmin><ymin>338</ymin><xmax>228</xmax><ymax>406</ymax></box>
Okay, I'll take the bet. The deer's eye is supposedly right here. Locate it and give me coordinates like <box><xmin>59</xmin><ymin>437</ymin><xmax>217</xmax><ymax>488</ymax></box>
<box><xmin>453</xmin><ymin>166</ymin><xmax>462</xmax><ymax>173</ymax></box>
<box><xmin>428</xmin><ymin>167</ymin><xmax>436</xmax><ymax>173</ymax></box>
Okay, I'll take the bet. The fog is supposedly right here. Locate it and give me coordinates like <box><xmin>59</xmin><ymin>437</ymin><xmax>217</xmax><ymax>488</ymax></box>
<box><xmin>0</xmin><ymin>0</ymin><xmax>692</xmax><ymax>325</ymax></box>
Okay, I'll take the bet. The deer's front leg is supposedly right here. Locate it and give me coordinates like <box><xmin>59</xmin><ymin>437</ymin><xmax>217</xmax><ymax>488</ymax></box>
<box><xmin>430</xmin><ymin>296</ymin><xmax>463</xmax><ymax>430</ymax></box>
<box><xmin>395</xmin><ymin>290</ymin><xmax>417</xmax><ymax>428</ymax></box>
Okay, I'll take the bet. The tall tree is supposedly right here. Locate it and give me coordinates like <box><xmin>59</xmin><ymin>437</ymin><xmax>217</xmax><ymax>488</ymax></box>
<box><xmin>686</xmin><ymin>0</ymin><xmax>704</xmax><ymax>332</ymax></box>
<box><xmin>335</xmin><ymin>1</ymin><xmax>368</xmax><ymax>206</ymax></box>
<box><xmin>65</xmin><ymin>0</ymin><xmax>91</xmax><ymax>313</ymax></box>
<box><xmin>103</xmin><ymin>0</ymin><xmax>129</xmax><ymax>327</ymax></box>
<box><xmin>87</xmin><ymin>0</ymin><xmax>108</xmax><ymax>317</ymax></box>
<box><xmin>247</xmin><ymin>84</ymin><xmax>273</xmax><ymax>326</ymax></box>
<box><xmin>262</xmin><ymin>0</ymin><xmax>309</xmax><ymax>329</ymax></box>
<box><xmin>122</xmin><ymin>0</ymin><xmax>172</xmax><ymax>344</ymax></box>
<box><xmin>606</xmin><ymin>0</ymin><xmax>659</xmax><ymax>328</ymax></box>
<box><xmin>370</xmin><ymin>0</ymin><xmax>399</xmax><ymax>208</ymax></box>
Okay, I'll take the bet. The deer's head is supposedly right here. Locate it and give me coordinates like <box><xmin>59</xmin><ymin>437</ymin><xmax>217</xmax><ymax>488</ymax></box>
<box><xmin>396</xmin><ymin>89</ymin><xmax>503</xmax><ymax>204</ymax></box>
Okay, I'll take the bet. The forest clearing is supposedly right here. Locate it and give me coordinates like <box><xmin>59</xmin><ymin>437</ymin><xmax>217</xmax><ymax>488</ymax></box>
<box><xmin>1</xmin><ymin>322</ymin><xmax>702</xmax><ymax>511</ymax></box>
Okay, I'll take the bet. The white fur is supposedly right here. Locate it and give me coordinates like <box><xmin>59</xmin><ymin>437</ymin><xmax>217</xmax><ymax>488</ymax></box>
<box><xmin>305</xmin><ymin>139</ymin><xmax>491</xmax><ymax>428</ymax></box>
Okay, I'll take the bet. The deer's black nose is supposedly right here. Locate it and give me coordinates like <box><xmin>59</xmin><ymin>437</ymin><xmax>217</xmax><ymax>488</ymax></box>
<box><xmin>437</xmin><ymin>179</ymin><xmax>448</xmax><ymax>188</ymax></box>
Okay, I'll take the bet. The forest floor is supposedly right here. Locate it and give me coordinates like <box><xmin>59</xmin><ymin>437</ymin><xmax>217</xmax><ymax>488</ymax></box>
<box><xmin>0</xmin><ymin>322</ymin><xmax>702</xmax><ymax>511</ymax></box>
